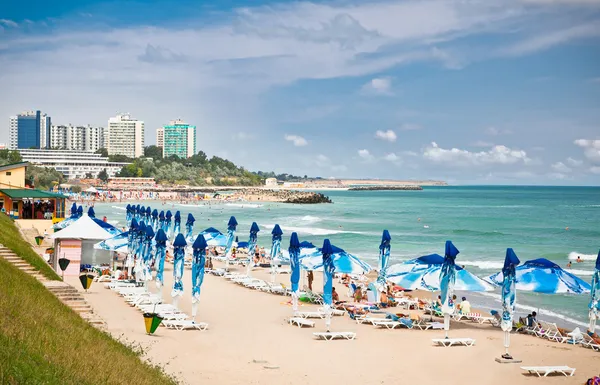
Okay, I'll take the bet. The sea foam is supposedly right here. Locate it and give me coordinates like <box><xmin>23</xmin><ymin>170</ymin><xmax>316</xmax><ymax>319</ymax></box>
<box><xmin>568</xmin><ymin>251</ymin><xmax>598</xmax><ymax>261</ymax></box>
<box><xmin>225</xmin><ymin>203</ymin><xmax>263</xmax><ymax>208</ymax></box>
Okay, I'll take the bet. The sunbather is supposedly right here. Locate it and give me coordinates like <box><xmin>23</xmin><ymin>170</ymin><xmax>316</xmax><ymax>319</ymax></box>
<box><xmin>458</xmin><ymin>297</ymin><xmax>471</xmax><ymax>314</ymax></box>
<box><xmin>354</xmin><ymin>288</ymin><xmax>363</xmax><ymax>303</ymax></box>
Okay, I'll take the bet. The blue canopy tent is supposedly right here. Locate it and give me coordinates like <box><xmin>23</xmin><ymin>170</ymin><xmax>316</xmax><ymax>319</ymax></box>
<box><xmin>376</xmin><ymin>230</ymin><xmax>391</xmax><ymax>293</ymax></box>
<box><xmin>173</xmin><ymin>211</ymin><xmax>181</xmax><ymax>237</ymax></box>
<box><xmin>224</xmin><ymin>216</ymin><xmax>238</xmax><ymax>266</ymax></box>
<box><xmin>590</xmin><ymin>251</ymin><xmax>600</xmax><ymax>334</ymax></box>
<box><xmin>269</xmin><ymin>224</ymin><xmax>283</xmax><ymax>282</ymax></box>
<box><xmin>154</xmin><ymin>229</ymin><xmax>168</xmax><ymax>297</ymax></box>
<box><xmin>289</xmin><ymin>232</ymin><xmax>301</xmax><ymax>314</ymax></box>
<box><xmin>322</xmin><ymin>239</ymin><xmax>336</xmax><ymax>331</ymax></box>
<box><xmin>191</xmin><ymin>234</ymin><xmax>208</xmax><ymax>321</ymax></box>
<box><xmin>200</xmin><ymin>227</ymin><xmax>228</xmax><ymax>247</ymax></box>
<box><xmin>171</xmin><ymin>233</ymin><xmax>187</xmax><ymax>309</ymax></box>
<box><xmin>185</xmin><ymin>213</ymin><xmax>195</xmax><ymax>241</ymax></box>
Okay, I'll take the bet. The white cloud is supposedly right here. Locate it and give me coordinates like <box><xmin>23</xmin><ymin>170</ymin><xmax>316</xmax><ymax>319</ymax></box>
<box><xmin>233</xmin><ymin>132</ymin><xmax>253</xmax><ymax>140</ymax></box>
<box><xmin>423</xmin><ymin>142</ymin><xmax>530</xmax><ymax>167</ymax></box>
<box><xmin>375</xmin><ymin>129</ymin><xmax>397</xmax><ymax>142</ymax></box>
<box><xmin>551</xmin><ymin>161</ymin><xmax>572</xmax><ymax>173</ymax></box>
<box><xmin>284</xmin><ymin>134</ymin><xmax>308</xmax><ymax>147</ymax></box>
<box><xmin>399</xmin><ymin>123</ymin><xmax>421</xmax><ymax>131</ymax></box>
<box><xmin>384</xmin><ymin>153</ymin><xmax>399</xmax><ymax>161</ymax></box>
<box><xmin>520</xmin><ymin>0</ymin><xmax>600</xmax><ymax>5</ymax></box>
<box><xmin>358</xmin><ymin>149</ymin><xmax>374</xmax><ymax>160</ymax></box>
<box><xmin>402</xmin><ymin>151</ymin><xmax>419</xmax><ymax>157</ymax></box>
<box><xmin>500</xmin><ymin>23</ymin><xmax>600</xmax><ymax>56</ymax></box>
<box><xmin>486</xmin><ymin>126</ymin><xmax>512</xmax><ymax>136</ymax></box>
<box><xmin>574</xmin><ymin>139</ymin><xmax>600</xmax><ymax>162</ymax></box>
<box><xmin>566</xmin><ymin>157</ymin><xmax>583</xmax><ymax>167</ymax></box>
<box><xmin>362</xmin><ymin>77</ymin><xmax>392</xmax><ymax>95</ymax></box>
<box><xmin>316</xmin><ymin>154</ymin><xmax>329</xmax><ymax>162</ymax></box>
<box><xmin>590</xmin><ymin>166</ymin><xmax>600</xmax><ymax>174</ymax></box>
<box><xmin>0</xmin><ymin>19</ymin><xmax>18</xmax><ymax>28</ymax></box>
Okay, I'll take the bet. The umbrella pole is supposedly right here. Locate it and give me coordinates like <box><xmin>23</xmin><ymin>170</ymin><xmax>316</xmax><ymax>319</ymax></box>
<box><xmin>589</xmin><ymin>312</ymin><xmax>597</xmax><ymax>334</ymax></box>
<box><xmin>324</xmin><ymin>304</ymin><xmax>332</xmax><ymax>332</ymax></box>
<box><xmin>192</xmin><ymin>301</ymin><xmax>199</xmax><ymax>322</ymax></box>
<box><xmin>444</xmin><ymin>314</ymin><xmax>450</xmax><ymax>339</ymax></box>
<box><xmin>172</xmin><ymin>295</ymin><xmax>179</xmax><ymax>310</ymax></box>
<box><xmin>503</xmin><ymin>331</ymin><xmax>511</xmax><ymax>358</ymax></box>
<box><xmin>292</xmin><ymin>291</ymin><xmax>299</xmax><ymax>315</ymax></box>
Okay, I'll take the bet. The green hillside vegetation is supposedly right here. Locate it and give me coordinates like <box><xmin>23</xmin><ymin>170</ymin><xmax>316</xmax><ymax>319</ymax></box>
<box><xmin>0</xmin><ymin>214</ymin><xmax>59</xmax><ymax>280</ymax></box>
<box><xmin>0</xmin><ymin>218</ymin><xmax>177</xmax><ymax>384</ymax></box>
<box><xmin>0</xmin><ymin>150</ymin><xmax>65</xmax><ymax>190</ymax></box>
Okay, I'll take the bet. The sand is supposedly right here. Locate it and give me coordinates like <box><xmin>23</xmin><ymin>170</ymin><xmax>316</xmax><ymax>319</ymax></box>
<box><xmin>68</xmin><ymin>263</ymin><xmax>600</xmax><ymax>385</ymax></box>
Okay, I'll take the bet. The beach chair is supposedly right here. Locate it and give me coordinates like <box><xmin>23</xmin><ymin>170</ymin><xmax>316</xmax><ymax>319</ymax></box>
<box><xmin>544</xmin><ymin>323</ymin><xmax>570</xmax><ymax>343</ymax></box>
<box><xmin>413</xmin><ymin>317</ymin><xmax>444</xmax><ymax>330</ymax></box>
<box><xmin>580</xmin><ymin>334</ymin><xmax>600</xmax><ymax>351</ymax></box>
<box><xmin>297</xmin><ymin>311</ymin><xmax>325</xmax><ymax>319</ymax></box>
<box><xmin>353</xmin><ymin>315</ymin><xmax>385</xmax><ymax>325</ymax></box>
<box><xmin>372</xmin><ymin>320</ymin><xmax>403</xmax><ymax>329</ymax></box>
<box><xmin>162</xmin><ymin>320</ymin><xmax>209</xmax><ymax>331</ymax></box>
<box><xmin>304</xmin><ymin>290</ymin><xmax>324</xmax><ymax>305</ymax></box>
<box><xmin>289</xmin><ymin>317</ymin><xmax>315</xmax><ymax>328</ymax></box>
<box><xmin>432</xmin><ymin>338</ymin><xmax>476</xmax><ymax>347</ymax></box>
<box><xmin>317</xmin><ymin>307</ymin><xmax>345</xmax><ymax>317</ymax></box>
<box><xmin>520</xmin><ymin>366</ymin><xmax>576</xmax><ymax>377</ymax></box>
<box><xmin>267</xmin><ymin>282</ymin><xmax>287</xmax><ymax>295</ymax></box>
<box><xmin>313</xmin><ymin>332</ymin><xmax>356</xmax><ymax>341</ymax></box>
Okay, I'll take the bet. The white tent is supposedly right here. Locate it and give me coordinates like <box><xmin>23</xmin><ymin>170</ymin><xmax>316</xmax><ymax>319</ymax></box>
<box><xmin>85</xmin><ymin>186</ymin><xmax>98</xmax><ymax>193</ymax></box>
<box><xmin>52</xmin><ymin>215</ymin><xmax>112</xmax><ymax>240</ymax></box>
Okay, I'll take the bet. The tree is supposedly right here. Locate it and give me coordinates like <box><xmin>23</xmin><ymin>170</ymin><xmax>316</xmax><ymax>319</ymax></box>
<box><xmin>25</xmin><ymin>166</ymin><xmax>65</xmax><ymax>190</ymax></box>
<box><xmin>144</xmin><ymin>145</ymin><xmax>163</xmax><ymax>161</ymax></box>
<box><xmin>0</xmin><ymin>150</ymin><xmax>23</xmax><ymax>165</ymax></box>
<box><xmin>98</xmin><ymin>168</ymin><xmax>109</xmax><ymax>182</ymax></box>
<box><xmin>85</xmin><ymin>172</ymin><xmax>94</xmax><ymax>179</ymax></box>
<box><xmin>108</xmin><ymin>154</ymin><xmax>134</xmax><ymax>163</ymax></box>
<box><xmin>95</xmin><ymin>148</ymin><xmax>108</xmax><ymax>157</ymax></box>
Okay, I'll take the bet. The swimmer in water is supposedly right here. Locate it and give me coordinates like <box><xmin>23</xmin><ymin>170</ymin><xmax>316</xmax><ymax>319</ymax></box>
<box><xmin>566</xmin><ymin>261</ymin><xmax>572</xmax><ymax>268</ymax></box>
<box><xmin>576</xmin><ymin>256</ymin><xmax>582</xmax><ymax>263</ymax></box>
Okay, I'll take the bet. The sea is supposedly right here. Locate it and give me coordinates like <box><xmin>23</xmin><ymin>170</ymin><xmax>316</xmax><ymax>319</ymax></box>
<box><xmin>91</xmin><ymin>185</ymin><xmax>600</xmax><ymax>330</ymax></box>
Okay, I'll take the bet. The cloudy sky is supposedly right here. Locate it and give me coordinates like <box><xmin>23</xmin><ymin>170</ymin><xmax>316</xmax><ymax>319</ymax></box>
<box><xmin>1</xmin><ymin>0</ymin><xmax>599</xmax><ymax>184</ymax></box>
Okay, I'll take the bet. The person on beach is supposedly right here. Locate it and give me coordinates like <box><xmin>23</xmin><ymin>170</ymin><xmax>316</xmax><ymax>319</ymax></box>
<box><xmin>307</xmin><ymin>271</ymin><xmax>314</xmax><ymax>291</ymax></box>
<box><xmin>354</xmin><ymin>287</ymin><xmax>363</xmax><ymax>303</ymax></box>
<box><xmin>332</xmin><ymin>287</ymin><xmax>340</xmax><ymax>303</ymax></box>
<box><xmin>254</xmin><ymin>245</ymin><xmax>260</xmax><ymax>265</ymax></box>
<box><xmin>459</xmin><ymin>297</ymin><xmax>471</xmax><ymax>314</ymax></box>
<box><xmin>526</xmin><ymin>312</ymin><xmax>537</xmax><ymax>327</ymax></box>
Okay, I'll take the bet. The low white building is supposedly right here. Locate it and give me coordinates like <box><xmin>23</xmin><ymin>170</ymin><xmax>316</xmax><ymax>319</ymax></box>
<box><xmin>265</xmin><ymin>177</ymin><xmax>278</xmax><ymax>187</ymax></box>
<box><xmin>19</xmin><ymin>149</ymin><xmax>129</xmax><ymax>180</ymax></box>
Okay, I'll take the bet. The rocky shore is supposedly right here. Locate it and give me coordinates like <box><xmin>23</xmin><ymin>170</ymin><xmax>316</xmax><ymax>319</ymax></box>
<box><xmin>348</xmin><ymin>185</ymin><xmax>423</xmax><ymax>191</ymax></box>
<box><xmin>234</xmin><ymin>189</ymin><xmax>332</xmax><ymax>204</ymax></box>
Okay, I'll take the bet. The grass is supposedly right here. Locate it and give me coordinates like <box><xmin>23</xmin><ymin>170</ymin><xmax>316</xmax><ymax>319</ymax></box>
<box><xmin>0</xmin><ymin>213</ymin><xmax>60</xmax><ymax>280</ymax></box>
<box><xmin>0</xmin><ymin>218</ymin><xmax>178</xmax><ymax>385</ymax></box>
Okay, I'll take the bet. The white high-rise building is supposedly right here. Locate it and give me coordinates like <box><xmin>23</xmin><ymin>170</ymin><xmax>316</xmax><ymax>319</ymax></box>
<box><xmin>40</xmin><ymin>113</ymin><xmax>51</xmax><ymax>149</ymax></box>
<box><xmin>156</xmin><ymin>127</ymin><xmax>164</xmax><ymax>149</ymax></box>
<box><xmin>106</xmin><ymin>113</ymin><xmax>144</xmax><ymax>158</ymax></box>
<box><xmin>50</xmin><ymin>125</ymin><xmax>105</xmax><ymax>152</ymax></box>
<box><xmin>8</xmin><ymin>116</ymin><xmax>18</xmax><ymax>150</ymax></box>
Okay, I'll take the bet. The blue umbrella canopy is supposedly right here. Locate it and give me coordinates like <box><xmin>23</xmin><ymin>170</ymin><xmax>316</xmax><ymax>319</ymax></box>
<box><xmin>377</xmin><ymin>230</ymin><xmax>391</xmax><ymax>287</ymax></box>
<box><xmin>152</xmin><ymin>209</ymin><xmax>158</xmax><ymax>218</ymax></box>
<box><xmin>94</xmin><ymin>231</ymin><xmax>129</xmax><ymax>252</ymax></box>
<box><xmin>172</xmin><ymin>233</ymin><xmax>187</xmax><ymax>298</ymax></box>
<box><xmin>200</xmin><ymin>227</ymin><xmax>228</xmax><ymax>246</ymax></box>
<box><xmin>70</xmin><ymin>202</ymin><xmax>78</xmax><ymax>216</ymax></box>
<box><xmin>145</xmin><ymin>225</ymin><xmax>155</xmax><ymax>238</ymax></box>
<box><xmin>174</xmin><ymin>211</ymin><xmax>181</xmax><ymax>223</ymax></box>
<box><xmin>486</xmin><ymin>258</ymin><xmax>591</xmax><ymax>294</ymax></box>
<box><xmin>159</xmin><ymin>211</ymin><xmax>165</xmax><ymax>220</ymax></box>
<box><xmin>321</xmin><ymin>239</ymin><xmax>336</xmax><ymax>307</ymax></box>
<box><xmin>129</xmin><ymin>218</ymin><xmax>138</xmax><ymax>231</ymax></box>
<box><xmin>270</xmin><ymin>224</ymin><xmax>283</xmax><ymax>261</ymax></box>
<box><xmin>271</xmin><ymin>224</ymin><xmax>283</xmax><ymax>237</ymax></box>
<box><xmin>193</xmin><ymin>233</ymin><xmax>208</xmax><ymax>251</ymax></box>
<box><xmin>173</xmin><ymin>233</ymin><xmax>187</xmax><ymax>247</ymax></box>
<box><xmin>250</xmin><ymin>222</ymin><xmax>260</xmax><ymax>233</ymax></box>
<box><xmin>140</xmin><ymin>206</ymin><xmax>146</xmax><ymax>216</ymax></box>
<box><xmin>237</xmin><ymin>241</ymin><xmax>249</xmax><ymax>248</ymax></box>
<box><xmin>166</xmin><ymin>210</ymin><xmax>172</xmax><ymax>221</ymax></box>
<box><xmin>145</xmin><ymin>206</ymin><xmax>151</xmax><ymax>216</ymax></box>
<box><xmin>589</xmin><ymin>250</ymin><xmax>600</xmax><ymax>332</ymax></box>
<box><xmin>192</xmin><ymin>234</ymin><xmax>208</xmax><ymax>308</ymax></box>
<box><xmin>154</xmin><ymin>229</ymin><xmax>168</xmax><ymax>288</ymax></box>
<box><xmin>227</xmin><ymin>216</ymin><xmax>238</xmax><ymax>230</ymax></box>
<box><xmin>387</xmin><ymin>254</ymin><xmax>494</xmax><ymax>291</ymax></box>
<box><xmin>186</xmin><ymin>213</ymin><xmax>195</xmax><ymax>225</ymax></box>
<box><xmin>224</xmin><ymin>216</ymin><xmax>238</xmax><ymax>258</ymax></box>
<box><xmin>300</xmin><ymin>243</ymin><xmax>372</xmax><ymax>274</ymax></box>
<box><xmin>155</xmin><ymin>228</ymin><xmax>168</xmax><ymax>243</ymax></box>
<box><xmin>289</xmin><ymin>232</ymin><xmax>301</xmax><ymax>293</ymax></box>
<box><xmin>500</xmin><ymin>248</ymin><xmax>520</xmax><ymax>333</ymax></box>
<box><xmin>77</xmin><ymin>206</ymin><xmax>83</xmax><ymax>216</ymax></box>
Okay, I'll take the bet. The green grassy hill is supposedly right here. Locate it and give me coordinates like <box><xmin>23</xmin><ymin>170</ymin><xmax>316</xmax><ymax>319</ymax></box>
<box><xmin>0</xmin><ymin>217</ymin><xmax>178</xmax><ymax>385</ymax></box>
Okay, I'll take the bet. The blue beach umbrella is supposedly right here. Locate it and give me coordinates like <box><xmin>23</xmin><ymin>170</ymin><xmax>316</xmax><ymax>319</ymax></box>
<box><xmin>126</xmin><ymin>204</ymin><xmax>132</xmax><ymax>224</ymax></box>
<box><xmin>185</xmin><ymin>213</ymin><xmax>195</xmax><ymax>241</ymax></box>
<box><xmin>200</xmin><ymin>227</ymin><xmax>228</xmax><ymax>247</ymax></box>
<box><xmin>440</xmin><ymin>240</ymin><xmax>460</xmax><ymax>338</ymax></box>
<box><xmin>94</xmin><ymin>231</ymin><xmax>129</xmax><ymax>253</ymax></box>
<box><xmin>158</xmin><ymin>210</ymin><xmax>165</xmax><ymax>231</ymax></box>
<box><xmin>77</xmin><ymin>205</ymin><xmax>83</xmax><ymax>217</ymax></box>
<box><xmin>145</xmin><ymin>206</ymin><xmax>151</xmax><ymax>221</ymax></box>
<box><xmin>322</xmin><ymin>239</ymin><xmax>336</xmax><ymax>331</ymax></box>
<box><xmin>589</xmin><ymin>250</ymin><xmax>600</xmax><ymax>333</ymax></box>
<box><xmin>154</xmin><ymin>229</ymin><xmax>168</xmax><ymax>290</ymax></box>
<box><xmin>289</xmin><ymin>232</ymin><xmax>301</xmax><ymax>314</ymax></box>
<box><xmin>70</xmin><ymin>202</ymin><xmax>78</xmax><ymax>216</ymax></box>
<box><xmin>126</xmin><ymin>219</ymin><xmax>138</xmax><ymax>275</ymax></box>
<box><xmin>165</xmin><ymin>210</ymin><xmax>173</xmax><ymax>239</ymax></box>
<box><xmin>143</xmin><ymin>226</ymin><xmax>155</xmax><ymax>282</ymax></box>
<box><xmin>134</xmin><ymin>222</ymin><xmax>146</xmax><ymax>281</ymax></box>
<box><xmin>300</xmin><ymin>243</ymin><xmax>372</xmax><ymax>275</ymax></box>
<box><xmin>377</xmin><ymin>230</ymin><xmax>391</xmax><ymax>290</ymax></box>
<box><xmin>500</xmin><ymin>248</ymin><xmax>520</xmax><ymax>359</ymax></box>
<box><xmin>224</xmin><ymin>216</ymin><xmax>238</xmax><ymax>262</ymax></box>
<box><xmin>486</xmin><ymin>258</ymin><xmax>591</xmax><ymax>294</ymax></box>
<box><xmin>173</xmin><ymin>211</ymin><xmax>181</xmax><ymax>238</ymax></box>
<box><xmin>140</xmin><ymin>206</ymin><xmax>145</xmax><ymax>222</ymax></box>
<box><xmin>269</xmin><ymin>224</ymin><xmax>283</xmax><ymax>282</ymax></box>
<box><xmin>171</xmin><ymin>233</ymin><xmax>187</xmax><ymax>307</ymax></box>
<box><xmin>151</xmin><ymin>209</ymin><xmax>159</xmax><ymax>232</ymax></box>
<box><xmin>191</xmin><ymin>234</ymin><xmax>208</xmax><ymax>320</ymax></box>
<box><xmin>135</xmin><ymin>205</ymin><xmax>141</xmax><ymax>220</ymax></box>
<box><xmin>87</xmin><ymin>207</ymin><xmax>95</xmax><ymax>218</ymax></box>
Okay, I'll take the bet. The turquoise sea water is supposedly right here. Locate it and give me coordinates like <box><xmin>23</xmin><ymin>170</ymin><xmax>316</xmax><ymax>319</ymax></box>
<box><xmin>92</xmin><ymin>186</ymin><xmax>600</xmax><ymax>329</ymax></box>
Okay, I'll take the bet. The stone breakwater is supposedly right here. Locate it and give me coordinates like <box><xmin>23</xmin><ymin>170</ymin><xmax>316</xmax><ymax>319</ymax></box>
<box><xmin>235</xmin><ymin>189</ymin><xmax>332</xmax><ymax>204</ymax></box>
<box><xmin>348</xmin><ymin>186</ymin><xmax>423</xmax><ymax>191</ymax></box>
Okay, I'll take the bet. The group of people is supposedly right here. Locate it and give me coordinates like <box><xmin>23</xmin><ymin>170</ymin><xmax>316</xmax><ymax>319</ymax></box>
<box><xmin>566</xmin><ymin>256</ymin><xmax>584</xmax><ymax>268</ymax></box>
<box><xmin>20</xmin><ymin>199</ymin><xmax>55</xmax><ymax>219</ymax></box>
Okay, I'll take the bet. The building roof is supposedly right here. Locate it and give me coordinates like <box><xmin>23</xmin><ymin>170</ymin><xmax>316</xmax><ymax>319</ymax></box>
<box><xmin>0</xmin><ymin>188</ymin><xmax>67</xmax><ymax>199</ymax></box>
<box><xmin>0</xmin><ymin>162</ymin><xmax>29</xmax><ymax>172</ymax></box>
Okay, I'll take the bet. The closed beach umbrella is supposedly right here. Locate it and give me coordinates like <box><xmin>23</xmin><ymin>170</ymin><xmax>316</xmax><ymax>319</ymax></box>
<box><xmin>200</xmin><ymin>227</ymin><xmax>228</xmax><ymax>247</ymax></box>
<box><xmin>143</xmin><ymin>226</ymin><xmax>155</xmax><ymax>284</ymax></box>
<box><xmin>224</xmin><ymin>216</ymin><xmax>238</xmax><ymax>265</ymax></box>
<box><xmin>269</xmin><ymin>224</ymin><xmax>283</xmax><ymax>283</ymax></box>
<box><xmin>134</xmin><ymin>222</ymin><xmax>146</xmax><ymax>282</ymax></box>
<box><xmin>486</xmin><ymin>258</ymin><xmax>591</xmax><ymax>294</ymax></box>
<box><xmin>500</xmin><ymin>248</ymin><xmax>520</xmax><ymax>360</ymax></box>
<box><xmin>173</xmin><ymin>211</ymin><xmax>181</xmax><ymax>238</ymax></box>
<box><xmin>158</xmin><ymin>210</ymin><xmax>165</xmax><ymax>232</ymax></box>
<box><xmin>165</xmin><ymin>210</ymin><xmax>173</xmax><ymax>239</ymax></box>
<box><xmin>140</xmin><ymin>206</ymin><xmax>145</xmax><ymax>222</ymax></box>
<box><xmin>440</xmin><ymin>240</ymin><xmax>459</xmax><ymax>338</ymax></box>
<box><xmin>126</xmin><ymin>218</ymin><xmax>138</xmax><ymax>276</ymax></box>
<box><xmin>246</xmin><ymin>222</ymin><xmax>260</xmax><ymax>277</ymax></box>
<box><xmin>377</xmin><ymin>230</ymin><xmax>391</xmax><ymax>292</ymax></box>
<box><xmin>77</xmin><ymin>205</ymin><xmax>83</xmax><ymax>218</ymax></box>
<box><xmin>171</xmin><ymin>233</ymin><xmax>187</xmax><ymax>309</ymax></box>
<box><xmin>154</xmin><ymin>229</ymin><xmax>168</xmax><ymax>295</ymax></box>
<box><xmin>145</xmin><ymin>206</ymin><xmax>151</xmax><ymax>221</ymax></box>
<box><xmin>135</xmin><ymin>205</ymin><xmax>141</xmax><ymax>220</ymax></box>
<box><xmin>151</xmin><ymin>209</ymin><xmax>159</xmax><ymax>232</ymax></box>
<box><xmin>289</xmin><ymin>232</ymin><xmax>301</xmax><ymax>314</ymax></box>
<box><xmin>322</xmin><ymin>239</ymin><xmax>336</xmax><ymax>331</ymax></box>
<box><xmin>126</xmin><ymin>204</ymin><xmax>132</xmax><ymax>225</ymax></box>
<box><xmin>185</xmin><ymin>213</ymin><xmax>195</xmax><ymax>241</ymax></box>
<box><xmin>71</xmin><ymin>202</ymin><xmax>78</xmax><ymax>216</ymax></box>
<box><xmin>88</xmin><ymin>207</ymin><xmax>95</xmax><ymax>218</ymax></box>
<box><xmin>589</xmin><ymin>250</ymin><xmax>600</xmax><ymax>334</ymax></box>
<box><xmin>191</xmin><ymin>234</ymin><xmax>208</xmax><ymax>321</ymax></box>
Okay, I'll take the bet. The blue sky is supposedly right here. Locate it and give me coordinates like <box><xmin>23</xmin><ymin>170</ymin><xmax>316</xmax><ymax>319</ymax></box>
<box><xmin>1</xmin><ymin>0</ymin><xmax>599</xmax><ymax>184</ymax></box>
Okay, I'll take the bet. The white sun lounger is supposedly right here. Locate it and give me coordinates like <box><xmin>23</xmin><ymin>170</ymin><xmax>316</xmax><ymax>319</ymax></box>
<box><xmin>159</xmin><ymin>312</ymin><xmax>189</xmax><ymax>321</ymax></box>
<box><xmin>316</xmin><ymin>307</ymin><xmax>345</xmax><ymax>316</ymax></box>
<box><xmin>162</xmin><ymin>320</ymin><xmax>209</xmax><ymax>331</ymax></box>
<box><xmin>314</xmin><ymin>332</ymin><xmax>356</xmax><ymax>341</ymax></box>
<box><xmin>521</xmin><ymin>366</ymin><xmax>576</xmax><ymax>377</ymax></box>
<box><xmin>416</xmin><ymin>322</ymin><xmax>444</xmax><ymax>330</ymax></box>
<box><xmin>289</xmin><ymin>317</ymin><xmax>315</xmax><ymax>328</ymax></box>
<box><xmin>354</xmin><ymin>316</ymin><xmax>386</xmax><ymax>325</ymax></box>
<box><xmin>372</xmin><ymin>320</ymin><xmax>403</xmax><ymax>329</ymax></box>
<box><xmin>432</xmin><ymin>338</ymin><xmax>476</xmax><ymax>347</ymax></box>
<box><xmin>297</xmin><ymin>311</ymin><xmax>325</xmax><ymax>319</ymax></box>
<box><xmin>580</xmin><ymin>334</ymin><xmax>600</xmax><ymax>351</ymax></box>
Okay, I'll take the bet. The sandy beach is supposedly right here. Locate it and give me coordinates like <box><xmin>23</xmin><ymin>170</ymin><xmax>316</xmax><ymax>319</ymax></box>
<box><xmin>67</xmin><ymin>262</ymin><xmax>600</xmax><ymax>385</ymax></box>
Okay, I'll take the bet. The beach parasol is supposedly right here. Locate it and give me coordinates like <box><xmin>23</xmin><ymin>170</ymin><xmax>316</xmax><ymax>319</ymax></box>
<box><xmin>246</xmin><ymin>222</ymin><xmax>260</xmax><ymax>277</ymax></box>
<box><xmin>299</xmin><ymin>243</ymin><xmax>372</xmax><ymax>275</ymax></box>
<box><xmin>126</xmin><ymin>218</ymin><xmax>138</xmax><ymax>277</ymax></box>
<box><xmin>154</xmin><ymin>229</ymin><xmax>168</xmax><ymax>298</ymax></box>
<box><xmin>135</xmin><ymin>204</ymin><xmax>141</xmax><ymax>220</ymax></box>
<box><xmin>52</xmin><ymin>204</ymin><xmax>81</xmax><ymax>230</ymax></box>
<box><xmin>165</xmin><ymin>210</ymin><xmax>173</xmax><ymax>239</ymax></box>
<box><xmin>200</xmin><ymin>227</ymin><xmax>228</xmax><ymax>247</ymax></box>
<box><xmin>269</xmin><ymin>224</ymin><xmax>283</xmax><ymax>283</ymax></box>
<box><xmin>224</xmin><ymin>216</ymin><xmax>238</xmax><ymax>267</ymax></box>
<box><xmin>376</xmin><ymin>230</ymin><xmax>391</xmax><ymax>295</ymax></box>
<box><xmin>134</xmin><ymin>222</ymin><xmax>147</xmax><ymax>282</ymax></box>
<box><xmin>143</xmin><ymin>225</ymin><xmax>155</xmax><ymax>287</ymax></box>
<box><xmin>158</xmin><ymin>210</ymin><xmax>165</xmax><ymax>233</ymax></box>
<box><xmin>88</xmin><ymin>207</ymin><xmax>95</xmax><ymax>218</ymax></box>
<box><xmin>94</xmin><ymin>231</ymin><xmax>129</xmax><ymax>253</ymax></box>
<box><xmin>77</xmin><ymin>205</ymin><xmax>83</xmax><ymax>217</ymax></box>
<box><xmin>140</xmin><ymin>206</ymin><xmax>145</xmax><ymax>222</ymax></box>
<box><xmin>486</xmin><ymin>258</ymin><xmax>591</xmax><ymax>294</ymax></box>
<box><xmin>173</xmin><ymin>211</ymin><xmax>181</xmax><ymax>238</ymax></box>
<box><xmin>322</xmin><ymin>239</ymin><xmax>336</xmax><ymax>331</ymax></box>
<box><xmin>151</xmin><ymin>209</ymin><xmax>159</xmax><ymax>232</ymax></box>
<box><xmin>500</xmin><ymin>248</ymin><xmax>520</xmax><ymax>360</ymax></box>
<box><xmin>589</xmin><ymin>250</ymin><xmax>600</xmax><ymax>334</ymax></box>
<box><xmin>71</xmin><ymin>202</ymin><xmax>78</xmax><ymax>216</ymax></box>
<box><xmin>440</xmin><ymin>240</ymin><xmax>460</xmax><ymax>338</ymax></box>
<box><xmin>145</xmin><ymin>206</ymin><xmax>151</xmax><ymax>222</ymax></box>
<box><xmin>289</xmin><ymin>232</ymin><xmax>301</xmax><ymax>314</ymax></box>
<box><xmin>191</xmin><ymin>234</ymin><xmax>208</xmax><ymax>321</ymax></box>
<box><xmin>185</xmin><ymin>213</ymin><xmax>195</xmax><ymax>241</ymax></box>
<box><xmin>171</xmin><ymin>233</ymin><xmax>187</xmax><ymax>309</ymax></box>
<box><xmin>126</xmin><ymin>204</ymin><xmax>132</xmax><ymax>225</ymax></box>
